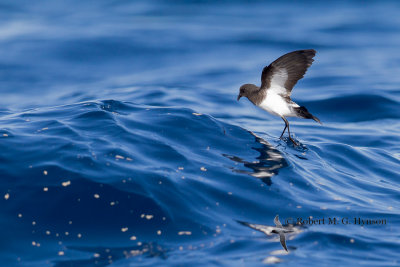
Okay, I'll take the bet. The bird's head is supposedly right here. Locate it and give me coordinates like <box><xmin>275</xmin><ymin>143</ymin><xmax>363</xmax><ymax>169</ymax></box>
<box><xmin>237</xmin><ymin>84</ymin><xmax>258</xmax><ymax>101</ymax></box>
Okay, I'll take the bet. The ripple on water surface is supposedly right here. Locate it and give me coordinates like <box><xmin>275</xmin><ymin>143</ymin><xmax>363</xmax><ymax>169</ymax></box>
<box><xmin>0</xmin><ymin>99</ymin><xmax>399</xmax><ymax>266</ymax></box>
<box><xmin>0</xmin><ymin>100</ymin><xmax>293</xmax><ymax>265</ymax></box>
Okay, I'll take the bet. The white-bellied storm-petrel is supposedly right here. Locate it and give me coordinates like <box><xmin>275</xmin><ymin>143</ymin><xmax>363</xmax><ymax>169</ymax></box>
<box><xmin>237</xmin><ymin>49</ymin><xmax>321</xmax><ymax>145</ymax></box>
<box><xmin>272</xmin><ymin>215</ymin><xmax>290</xmax><ymax>252</ymax></box>
<box><xmin>238</xmin><ymin>215</ymin><xmax>295</xmax><ymax>252</ymax></box>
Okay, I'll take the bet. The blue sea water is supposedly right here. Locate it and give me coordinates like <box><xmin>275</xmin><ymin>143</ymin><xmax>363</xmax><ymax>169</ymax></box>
<box><xmin>1</xmin><ymin>0</ymin><xmax>400</xmax><ymax>266</ymax></box>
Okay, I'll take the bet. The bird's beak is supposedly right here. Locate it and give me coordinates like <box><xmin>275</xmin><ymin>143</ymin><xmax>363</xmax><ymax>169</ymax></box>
<box><xmin>237</xmin><ymin>94</ymin><xmax>242</xmax><ymax>101</ymax></box>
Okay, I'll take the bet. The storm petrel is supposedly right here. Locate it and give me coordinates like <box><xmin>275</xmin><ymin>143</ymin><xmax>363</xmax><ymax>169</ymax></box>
<box><xmin>237</xmin><ymin>49</ymin><xmax>321</xmax><ymax>145</ymax></box>
<box><xmin>238</xmin><ymin>215</ymin><xmax>295</xmax><ymax>252</ymax></box>
<box><xmin>271</xmin><ymin>215</ymin><xmax>291</xmax><ymax>252</ymax></box>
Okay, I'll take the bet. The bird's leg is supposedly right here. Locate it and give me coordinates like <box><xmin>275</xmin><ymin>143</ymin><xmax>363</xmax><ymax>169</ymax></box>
<box><xmin>279</xmin><ymin>117</ymin><xmax>288</xmax><ymax>139</ymax></box>
<box><xmin>282</xmin><ymin>117</ymin><xmax>298</xmax><ymax>146</ymax></box>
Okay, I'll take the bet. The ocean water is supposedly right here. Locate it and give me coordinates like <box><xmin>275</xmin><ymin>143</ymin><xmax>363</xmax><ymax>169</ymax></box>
<box><xmin>1</xmin><ymin>1</ymin><xmax>400</xmax><ymax>266</ymax></box>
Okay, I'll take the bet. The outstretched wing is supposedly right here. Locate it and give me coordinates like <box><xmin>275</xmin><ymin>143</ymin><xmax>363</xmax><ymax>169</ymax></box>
<box><xmin>237</xmin><ymin>220</ymin><xmax>274</xmax><ymax>235</ymax></box>
<box><xmin>274</xmin><ymin>215</ymin><xmax>283</xmax><ymax>228</ymax></box>
<box><xmin>279</xmin><ymin>232</ymin><xmax>288</xmax><ymax>252</ymax></box>
<box><xmin>260</xmin><ymin>49</ymin><xmax>316</xmax><ymax>97</ymax></box>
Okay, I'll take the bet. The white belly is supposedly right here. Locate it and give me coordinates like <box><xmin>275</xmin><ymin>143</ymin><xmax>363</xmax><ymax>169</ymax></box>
<box><xmin>258</xmin><ymin>93</ymin><xmax>298</xmax><ymax>117</ymax></box>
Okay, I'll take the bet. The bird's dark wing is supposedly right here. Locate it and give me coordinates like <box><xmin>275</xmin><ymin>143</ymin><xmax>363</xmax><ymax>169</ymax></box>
<box><xmin>279</xmin><ymin>232</ymin><xmax>288</xmax><ymax>252</ymax></box>
<box><xmin>260</xmin><ymin>49</ymin><xmax>316</xmax><ymax>97</ymax></box>
<box><xmin>237</xmin><ymin>220</ymin><xmax>274</xmax><ymax>235</ymax></box>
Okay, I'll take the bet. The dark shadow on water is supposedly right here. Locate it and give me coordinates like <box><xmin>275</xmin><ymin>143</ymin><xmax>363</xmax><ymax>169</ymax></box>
<box><xmin>223</xmin><ymin>131</ymin><xmax>288</xmax><ymax>186</ymax></box>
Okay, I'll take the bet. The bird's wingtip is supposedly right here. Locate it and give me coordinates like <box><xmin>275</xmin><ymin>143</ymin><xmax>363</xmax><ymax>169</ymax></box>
<box><xmin>236</xmin><ymin>220</ymin><xmax>250</xmax><ymax>226</ymax></box>
<box><xmin>313</xmin><ymin>116</ymin><xmax>322</xmax><ymax>125</ymax></box>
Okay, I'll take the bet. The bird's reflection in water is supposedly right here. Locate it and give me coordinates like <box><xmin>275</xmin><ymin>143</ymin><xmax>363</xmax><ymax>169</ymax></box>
<box><xmin>223</xmin><ymin>131</ymin><xmax>288</xmax><ymax>185</ymax></box>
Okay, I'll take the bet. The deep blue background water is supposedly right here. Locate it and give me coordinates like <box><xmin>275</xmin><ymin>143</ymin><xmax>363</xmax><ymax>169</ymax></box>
<box><xmin>1</xmin><ymin>1</ymin><xmax>400</xmax><ymax>266</ymax></box>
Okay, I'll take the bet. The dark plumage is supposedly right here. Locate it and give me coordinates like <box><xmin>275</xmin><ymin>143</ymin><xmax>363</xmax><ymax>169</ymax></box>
<box><xmin>261</xmin><ymin>50</ymin><xmax>316</xmax><ymax>93</ymax></box>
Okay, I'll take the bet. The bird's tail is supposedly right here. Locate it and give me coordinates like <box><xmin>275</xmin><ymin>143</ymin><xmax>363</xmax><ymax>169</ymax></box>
<box><xmin>295</xmin><ymin>106</ymin><xmax>322</xmax><ymax>125</ymax></box>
